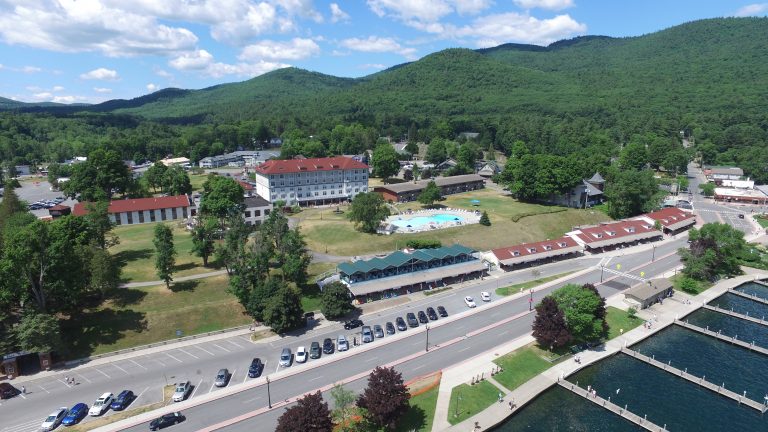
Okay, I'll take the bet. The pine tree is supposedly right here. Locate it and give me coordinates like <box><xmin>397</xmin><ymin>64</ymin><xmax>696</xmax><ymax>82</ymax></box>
<box><xmin>479</xmin><ymin>211</ymin><xmax>491</xmax><ymax>226</ymax></box>
<box><xmin>153</xmin><ymin>224</ymin><xmax>176</xmax><ymax>289</ymax></box>
<box><xmin>532</xmin><ymin>296</ymin><xmax>571</xmax><ymax>349</ymax></box>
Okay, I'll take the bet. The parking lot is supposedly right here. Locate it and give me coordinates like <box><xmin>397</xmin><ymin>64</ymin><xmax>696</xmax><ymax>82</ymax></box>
<box><xmin>1</xmin><ymin>176</ymin><xmax>78</xmax><ymax>218</ymax></box>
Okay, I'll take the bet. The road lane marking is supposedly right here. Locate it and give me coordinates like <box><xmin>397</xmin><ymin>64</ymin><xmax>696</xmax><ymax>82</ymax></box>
<box><xmin>365</xmin><ymin>356</ymin><xmax>379</xmax><ymax>362</ymax></box>
<box><xmin>498</xmin><ymin>330</ymin><xmax>509</xmax><ymax>336</ymax></box>
<box><xmin>413</xmin><ymin>364</ymin><xmax>426</xmax><ymax>371</ymax></box>
<box><xmin>190</xmin><ymin>378</ymin><xmax>204</xmax><ymax>399</ymax></box>
<box><xmin>458</xmin><ymin>346</ymin><xmax>471</xmax><ymax>352</ymax></box>
<box><xmin>194</xmin><ymin>345</ymin><xmax>216</xmax><ymax>356</ymax></box>
<box><xmin>94</xmin><ymin>368</ymin><xmax>111</xmax><ymax>379</ymax></box>
<box><xmin>129</xmin><ymin>359</ymin><xmax>148</xmax><ymax>370</ymax></box>
<box><xmin>76</xmin><ymin>372</ymin><xmax>92</xmax><ymax>383</ymax></box>
<box><xmin>111</xmin><ymin>363</ymin><xmax>130</xmax><ymax>375</ymax></box>
<box><xmin>213</xmin><ymin>343</ymin><xmax>231</xmax><ymax>353</ymax></box>
<box><xmin>242</xmin><ymin>395</ymin><xmax>262</xmax><ymax>404</ymax></box>
<box><xmin>165</xmin><ymin>352</ymin><xmax>183</xmax><ymax>363</ymax></box>
<box><xmin>309</xmin><ymin>375</ymin><xmax>324</xmax><ymax>381</ymax></box>
<box><xmin>178</xmin><ymin>348</ymin><xmax>200</xmax><ymax>359</ymax></box>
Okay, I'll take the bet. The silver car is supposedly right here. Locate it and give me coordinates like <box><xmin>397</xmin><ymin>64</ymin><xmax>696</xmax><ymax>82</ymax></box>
<box><xmin>172</xmin><ymin>381</ymin><xmax>191</xmax><ymax>402</ymax></box>
<box><xmin>214</xmin><ymin>369</ymin><xmax>229</xmax><ymax>387</ymax></box>
<box><xmin>337</xmin><ymin>335</ymin><xmax>349</xmax><ymax>351</ymax></box>
<box><xmin>361</xmin><ymin>326</ymin><xmax>374</xmax><ymax>343</ymax></box>
<box><xmin>279</xmin><ymin>348</ymin><xmax>292</xmax><ymax>367</ymax></box>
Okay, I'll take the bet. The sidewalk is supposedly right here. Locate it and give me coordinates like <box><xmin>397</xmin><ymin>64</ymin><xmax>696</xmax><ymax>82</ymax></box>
<box><xmin>434</xmin><ymin>272</ymin><xmax>767</xmax><ymax>432</ymax></box>
<box><xmin>120</xmin><ymin>269</ymin><xmax>228</xmax><ymax>288</ymax></box>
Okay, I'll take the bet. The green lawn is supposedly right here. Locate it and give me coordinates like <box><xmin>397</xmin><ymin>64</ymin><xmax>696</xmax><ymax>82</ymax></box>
<box><xmin>495</xmin><ymin>271</ymin><xmax>576</xmax><ymax>296</ymax></box>
<box><xmin>300</xmin><ymin>262</ymin><xmax>336</xmax><ymax>312</ymax></box>
<box><xmin>670</xmin><ymin>274</ymin><xmax>714</xmax><ymax>295</ymax></box>
<box><xmin>110</xmin><ymin>222</ymin><xmax>222</xmax><ymax>283</ymax></box>
<box><xmin>492</xmin><ymin>346</ymin><xmax>553</xmax><ymax>391</ymax></box>
<box><xmin>755</xmin><ymin>215</ymin><xmax>768</xmax><ymax>228</ymax></box>
<box><xmin>59</xmin><ymin>275</ymin><xmax>251</xmax><ymax>359</ymax></box>
<box><xmin>299</xmin><ymin>189</ymin><xmax>609</xmax><ymax>256</ymax></box>
<box><xmin>396</xmin><ymin>384</ymin><xmax>440</xmax><ymax>432</ymax></box>
<box><xmin>605</xmin><ymin>306</ymin><xmax>645</xmax><ymax>340</ymax></box>
<box><xmin>447</xmin><ymin>381</ymin><xmax>500</xmax><ymax>425</ymax></box>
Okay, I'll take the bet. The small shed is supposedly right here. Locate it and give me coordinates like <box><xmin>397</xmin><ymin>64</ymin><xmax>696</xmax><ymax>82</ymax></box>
<box><xmin>624</xmin><ymin>278</ymin><xmax>673</xmax><ymax>309</ymax></box>
<box><xmin>48</xmin><ymin>204</ymin><xmax>71</xmax><ymax>218</ymax></box>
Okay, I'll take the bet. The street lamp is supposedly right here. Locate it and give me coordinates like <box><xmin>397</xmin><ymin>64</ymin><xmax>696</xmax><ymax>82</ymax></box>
<box><xmin>454</xmin><ymin>388</ymin><xmax>462</xmax><ymax>418</ymax></box>
<box><xmin>652</xmin><ymin>245</ymin><xmax>657</xmax><ymax>262</ymax></box>
<box><xmin>266</xmin><ymin>376</ymin><xmax>272</xmax><ymax>409</ymax></box>
<box><xmin>529</xmin><ymin>289</ymin><xmax>534</xmax><ymax>311</ymax></box>
<box><xmin>600</xmin><ymin>264</ymin><xmax>605</xmax><ymax>283</ymax></box>
<box><xmin>425</xmin><ymin>325</ymin><xmax>430</xmax><ymax>352</ymax></box>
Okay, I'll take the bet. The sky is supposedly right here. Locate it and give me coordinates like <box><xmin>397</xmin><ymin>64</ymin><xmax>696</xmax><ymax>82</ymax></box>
<box><xmin>0</xmin><ymin>0</ymin><xmax>766</xmax><ymax>104</ymax></box>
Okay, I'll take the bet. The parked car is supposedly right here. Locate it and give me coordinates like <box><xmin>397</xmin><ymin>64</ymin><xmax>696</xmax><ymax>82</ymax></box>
<box><xmin>337</xmin><ymin>335</ymin><xmax>349</xmax><ymax>351</ymax></box>
<box><xmin>481</xmin><ymin>291</ymin><xmax>491</xmax><ymax>302</ymax></box>
<box><xmin>149</xmin><ymin>412</ymin><xmax>185</xmax><ymax>430</ymax></box>
<box><xmin>279</xmin><ymin>348</ymin><xmax>292</xmax><ymax>367</ymax></box>
<box><xmin>406</xmin><ymin>312</ymin><xmax>419</xmax><ymax>328</ymax></box>
<box><xmin>396</xmin><ymin>317</ymin><xmax>407</xmax><ymax>331</ymax></box>
<box><xmin>248</xmin><ymin>358</ymin><xmax>264</xmax><ymax>378</ymax></box>
<box><xmin>214</xmin><ymin>369</ymin><xmax>230</xmax><ymax>387</ymax></box>
<box><xmin>0</xmin><ymin>382</ymin><xmax>19</xmax><ymax>399</ymax></box>
<box><xmin>171</xmin><ymin>382</ymin><xmax>191</xmax><ymax>403</ymax></box>
<box><xmin>89</xmin><ymin>392</ymin><xmax>114</xmax><ymax>416</ymax></box>
<box><xmin>426</xmin><ymin>307</ymin><xmax>438</xmax><ymax>321</ymax></box>
<box><xmin>437</xmin><ymin>306</ymin><xmax>448</xmax><ymax>317</ymax></box>
<box><xmin>41</xmin><ymin>408</ymin><xmax>68</xmax><ymax>431</ymax></box>
<box><xmin>343</xmin><ymin>319</ymin><xmax>363</xmax><ymax>330</ymax></box>
<box><xmin>385</xmin><ymin>322</ymin><xmax>396</xmax><ymax>335</ymax></box>
<box><xmin>464</xmin><ymin>296</ymin><xmax>477</xmax><ymax>308</ymax></box>
<box><xmin>738</xmin><ymin>214</ymin><xmax>745</xmax><ymax>219</ymax></box>
<box><xmin>323</xmin><ymin>338</ymin><xmax>335</xmax><ymax>354</ymax></box>
<box><xmin>361</xmin><ymin>326</ymin><xmax>374</xmax><ymax>343</ymax></box>
<box><xmin>417</xmin><ymin>310</ymin><xmax>429</xmax><ymax>323</ymax></box>
<box><xmin>110</xmin><ymin>390</ymin><xmax>135</xmax><ymax>411</ymax></box>
<box><xmin>309</xmin><ymin>341</ymin><xmax>322</xmax><ymax>359</ymax></box>
<box><xmin>61</xmin><ymin>403</ymin><xmax>89</xmax><ymax>426</ymax></box>
<box><xmin>373</xmin><ymin>324</ymin><xmax>385</xmax><ymax>338</ymax></box>
<box><xmin>295</xmin><ymin>346</ymin><xmax>308</xmax><ymax>363</ymax></box>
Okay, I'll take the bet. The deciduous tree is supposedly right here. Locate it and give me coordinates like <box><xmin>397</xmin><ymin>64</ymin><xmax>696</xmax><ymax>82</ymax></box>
<box><xmin>262</xmin><ymin>285</ymin><xmax>305</xmax><ymax>333</ymax></box>
<box><xmin>532</xmin><ymin>296</ymin><xmax>571</xmax><ymax>349</ymax></box>
<box><xmin>275</xmin><ymin>391</ymin><xmax>333</xmax><ymax>432</ymax></box>
<box><xmin>63</xmin><ymin>149</ymin><xmax>133</xmax><ymax>201</ymax></box>
<box><xmin>15</xmin><ymin>313</ymin><xmax>62</xmax><ymax>354</ymax></box>
<box><xmin>145</xmin><ymin>162</ymin><xmax>168</xmax><ymax>193</ymax></box>
<box><xmin>191</xmin><ymin>217</ymin><xmax>218</xmax><ymax>267</ymax></box>
<box><xmin>372</xmin><ymin>143</ymin><xmax>401</xmax><ymax>180</ymax></box>
<box><xmin>679</xmin><ymin>223</ymin><xmax>745</xmax><ymax>281</ymax></box>
<box><xmin>347</xmin><ymin>192</ymin><xmax>389</xmax><ymax>233</ymax></box>
<box><xmin>417</xmin><ymin>181</ymin><xmax>441</xmax><ymax>206</ymax></box>
<box><xmin>550</xmin><ymin>284</ymin><xmax>608</xmax><ymax>342</ymax></box>
<box><xmin>153</xmin><ymin>224</ymin><xmax>176</xmax><ymax>289</ymax></box>
<box><xmin>604</xmin><ymin>169</ymin><xmax>660</xmax><ymax>219</ymax></box>
<box><xmin>357</xmin><ymin>366</ymin><xmax>410</xmax><ymax>429</ymax></box>
<box><xmin>200</xmin><ymin>175</ymin><xmax>245</xmax><ymax>221</ymax></box>
<box><xmin>320</xmin><ymin>282</ymin><xmax>354</xmax><ymax>319</ymax></box>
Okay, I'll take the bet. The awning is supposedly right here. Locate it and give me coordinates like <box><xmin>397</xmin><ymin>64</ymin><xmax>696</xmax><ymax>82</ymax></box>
<box><xmin>347</xmin><ymin>260</ymin><xmax>487</xmax><ymax>297</ymax></box>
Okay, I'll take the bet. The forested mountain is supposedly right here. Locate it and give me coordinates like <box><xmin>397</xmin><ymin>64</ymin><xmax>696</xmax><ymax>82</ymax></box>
<box><xmin>1</xmin><ymin>17</ymin><xmax>768</xmax><ymax>181</ymax></box>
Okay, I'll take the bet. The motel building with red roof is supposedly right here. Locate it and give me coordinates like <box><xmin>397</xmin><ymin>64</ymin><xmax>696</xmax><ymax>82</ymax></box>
<box><xmin>635</xmin><ymin>207</ymin><xmax>696</xmax><ymax>234</ymax></box>
<box><xmin>487</xmin><ymin>236</ymin><xmax>583</xmax><ymax>271</ymax></box>
<box><xmin>569</xmin><ymin>219</ymin><xmax>662</xmax><ymax>252</ymax></box>
<box><xmin>253</xmin><ymin>156</ymin><xmax>370</xmax><ymax>206</ymax></box>
<box><xmin>73</xmin><ymin>195</ymin><xmax>191</xmax><ymax>226</ymax></box>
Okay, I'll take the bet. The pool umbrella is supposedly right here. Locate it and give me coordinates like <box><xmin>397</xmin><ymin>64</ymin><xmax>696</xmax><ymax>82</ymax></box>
<box><xmin>470</xmin><ymin>199</ymin><xmax>480</xmax><ymax>206</ymax></box>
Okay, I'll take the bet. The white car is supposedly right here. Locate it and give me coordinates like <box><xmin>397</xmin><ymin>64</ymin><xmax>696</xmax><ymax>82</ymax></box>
<box><xmin>337</xmin><ymin>335</ymin><xmax>349</xmax><ymax>352</ymax></box>
<box><xmin>464</xmin><ymin>296</ymin><xmax>476</xmax><ymax>308</ymax></box>
<box><xmin>88</xmin><ymin>392</ymin><xmax>114</xmax><ymax>416</ymax></box>
<box><xmin>41</xmin><ymin>408</ymin><xmax>68</xmax><ymax>431</ymax></box>
<box><xmin>295</xmin><ymin>346</ymin><xmax>308</xmax><ymax>363</ymax></box>
<box><xmin>481</xmin><ymin>291</ymin><xmax>491</xmax><ymax>302</ymax></box>
<box><xmin>172</xmin><ymin>381</ymin><xmax>191</xmax><ymax>402</ymax></box>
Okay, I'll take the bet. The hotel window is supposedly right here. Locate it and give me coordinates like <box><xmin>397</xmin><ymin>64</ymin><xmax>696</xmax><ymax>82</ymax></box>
<box><xmin>161</xmin><ymin>210</ymin><xmax>167</xmax><ymax>221</ymax></box>
<box><xmin>138</xmin><ymin>212</ymin><xmax>145</xmax><ymax>223</ymax></box>
<box><xmin>245</xmin><ymin>211</ymin><xmax>252</xmax><ymax>217</ymax></box>
<box><xmin>172</xmin><ymin>208</ymin><xmax>177</xmax><ymax>219</ymax></box>
<box><xmin>126</xmin><ymin>212</ymin><xmax>133</xmax><ymax>224</ymax></box>
<box><xmin>150</xmin><ymin>211</ymin><xmax>156</xmax><ymax>222</ymax></box>
<box><xmin>254</xmin><ymin>210</ymin><xmax>261</xmax><ymax>216</ymax></box>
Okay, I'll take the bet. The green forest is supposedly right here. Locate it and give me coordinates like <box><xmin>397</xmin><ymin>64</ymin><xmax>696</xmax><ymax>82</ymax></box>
<box><xmin>1</xmin><ymin>18</ymin><xmax>768</xmax><ymax>182</ymax></box>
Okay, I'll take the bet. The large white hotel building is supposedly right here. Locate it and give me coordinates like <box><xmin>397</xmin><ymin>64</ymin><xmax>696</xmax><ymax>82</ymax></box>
<box><xmin>254</xmin><ymin>157</ymin><xmax>370</xmax><ymax>206</ymax></box>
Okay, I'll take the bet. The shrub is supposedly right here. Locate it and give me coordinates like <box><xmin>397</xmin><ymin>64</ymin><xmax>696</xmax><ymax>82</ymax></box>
<box><xmin>479</xmin><ymin>211</ymin><xmax>491</xmax><ymax>226</ymax></box>
<box><xmin>678</xmin><ymin>276</ymin><xmax>700</xmax><ymax>294</ymax></box>
<box><xmin>405</xmin><ymin>239</ymin><xmax>442</xmax><ymax>249</ymax></box>
<box><xmin>627</xmin><ymin>307</ymin><xmax>638</xmax><ymax>319</ymax></box>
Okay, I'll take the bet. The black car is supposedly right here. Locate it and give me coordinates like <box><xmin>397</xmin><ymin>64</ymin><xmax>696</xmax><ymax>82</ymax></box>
<box><xmin>248</xmin><ymin>358</ymin><xmax>264</xmax><ymax>378</ymax></box>
<box><xmin>0</xmin><ymin>383</ymin><xmax>19</xmax><ymax>399</ymax></box>
<box><xmin>309</xmin><ymin>341</ymin><xmax>322</xmax><ymax>359</ymax></box>
<box><xmin>343</xmin><ymin>319</ymin><xmax>363</xmax><ymax>330</ymax></box>
<box><xmin>417</xmin><ymin>311</ymin><xmax>429</xmax><ymax>324</ymax></box>
<box><xmin>323</xmin><ymin>338</ymin><xmax>335</xmax><ymax>354</ymax></box>
<box><xmin>149</xmin><ymin>412</ymin><xmax>185</xmax><ymax>430</ymax></box>
<box><xmin>373</xmin><ymin>324</ymin><xmax>385</xmax><ymax>338</ymax></box>
<box><xmin>395</xmin><ymin>317</ymin><xmax>407</xmax><ymax>331</ymax></box>
<box><xmin>426</xmin><ymin>307</ymin><xmax>438</xmax><ymax>321</ymax></box>
<box><xmin>437</xmin><ymin>306</ymin><xmax>448</xmax><ymax>317</ymax></box>
<box><xmin>406</xmin><ymin>312</ymin><xmax>419</xmax><ymax>328</ymax></box>
<box><xmin>385</xmin><ymin>322</ymin><xmax>396</xmax><ymax>335</ymax></box>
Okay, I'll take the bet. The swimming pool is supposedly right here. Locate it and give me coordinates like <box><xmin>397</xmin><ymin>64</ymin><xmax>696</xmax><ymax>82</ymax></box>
<box><xmin>390</xmin><ymin>213</ymin><xmax>464</xmax><ymax>229</ymax></box>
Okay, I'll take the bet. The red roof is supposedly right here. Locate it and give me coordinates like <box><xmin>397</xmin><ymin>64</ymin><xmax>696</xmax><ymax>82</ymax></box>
<box><xmin>255</xmin><ymin>156</ymin><xmax>368</xmax><ymax>175</ymax></box>
<box><xmin>575</xmin><ymin>220</ymin><xmax>660</xmax><ymax>244</ymax></box>
<box><xmin>642</xmin><ymin>207</ymin><xmax>695</xmax><ymax>227</ymax></box>
<box><xmin>73</xmin><ymin>195</ymin><xmax>190</xmax><ymax>216</ymax></box>
<box><xmin>492</xmin><ymin>236</ymin><xmax>579</xmax><ymax>261</ymax></box>
<box><xmin>49</xmin><ymin>204</ymin><xmax>70</xmax><ymax>211</ymax></box>
<box><xmin>236</xmin><ymin>180</ymin><xmax>254</xmax><ymax>190</ymax></box>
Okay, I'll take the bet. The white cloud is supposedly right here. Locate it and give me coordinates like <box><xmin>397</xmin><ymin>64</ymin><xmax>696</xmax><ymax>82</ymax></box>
<box><xmin>52</xmin><ymin>86</ymin><xmax>65</xmax><ymax>92</ymax></box>
<box><xmin>513</xmin><ymin>0</ymin><xmax>574</xmax><ymax>11</ymax></box>
<box><xmin>52</xmin><ymin>95</ymin><xmax>80</xmax><ymax>103</ymax></box>
<box><xmin>359</xmin><ymin>63</ymin><xmax>386</xmax><ymax>69</ymax></box>
<box><xmin>733</xmin><ymin>3</ymin><xmax>768</xmax><ymax>16</ymax></box>
<box><xmin>33</xmin><ymin>92</ymin><xmax>53</xmax><ymax>101</ymax></box>
<box><xmin>340</xmin><ymin>36</ymin><xmax>418</xmax><ymax>59</ymax></box>
<box><xmin>273</xmin><ymin>0</ymin><xmax>324</xmax><ymax>23</ymax></box>
<box><xmin>21</xmin><ymin>66</ymin><xmax>42</xmax><ymax>73</ymax></box>
<box><xmin>80</xmin><ymin>68</ymin><xmax>120</xmax><ymax>81</ymax></box>
<box><xmin>456</xmin><ymin>12</ymin><xmax>586</xmax><ymax>46</ymax></box>
<box><xmin>239</xmin><ymin>38</ymin><xmax>320</xmax><ymax>61</ymax></box>
<box><xmin>146</xmin><ymin>83</ymin><xmax>158</xmax><ymax>92</ymax></box>
<box><xmin>330</xmin><ymin>3</ymin><xmax>350</xmax><ymax>22</ymax></box>
<box><xmin>93</xmin><ymin>87</ymin><xmax>112</xmax><ymax>93</ymax></box>
<box><xmin>368</xmin><ymin>0</ymin><xmax>454</xmax><ymax>22</ymax></box>
<box><xmin>169</xmin><ymin>50</ymin><xmax>215</xmax><ymax>70</ymax></box>
<box><xmin>453</xmin><ymin>0</ymin><xmax>494</xmax><ymax>15</ymax></box>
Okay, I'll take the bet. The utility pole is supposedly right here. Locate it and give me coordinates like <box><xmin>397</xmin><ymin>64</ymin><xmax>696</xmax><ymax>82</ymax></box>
<box><xmin>266</xmin><ymin>376</ymin><xmax>272</xmax><ymax>409</ymax></box>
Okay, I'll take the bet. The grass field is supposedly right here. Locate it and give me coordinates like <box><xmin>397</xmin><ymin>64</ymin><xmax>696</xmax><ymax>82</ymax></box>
<box><xmin>60</xmin><ymin>275</ymin><xmax>250</xmax><ymax>359</ymax></box>
<box><xmin>299</xmin><ymin>188</ymin><xmax>609</xmax><ymax>256</ymax></box>
<box><xmin>495</xmin><ymin>271</ymin><xmax>576</xmax><ymax>296</ymax></box>
<box><xmin>110</xmin><ymin>222</ymin><xmax>222</xmax><ymax>283</ymax></box>
<box><xmin>446</xmin><ymin>380</ymin><xmax>499</xmax><ymax>425</ymax></box>
<box><xmin>605</xmin><ymin>306</ymin><xmax>645</xmax><ymax>340</ymax></box>
<box><xmin>492</xmin><ymin>345</ymin><xmax>553</xmax><ymax>391</ymax></box>
<box><xmin>396</xmin><ymin>374</ymin><xmax>441</xmax><ymax>432</ymax></box>
<box><xmin>670</xmin><ymin>274</ymin><xmax>714</xmax><ymax>295</ymax></box>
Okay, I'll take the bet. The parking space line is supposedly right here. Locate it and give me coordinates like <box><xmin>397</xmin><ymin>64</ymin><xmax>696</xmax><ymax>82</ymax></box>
<box><xmin>150</xmin><ymin>356</ymin><xmax>166</xmax><ymax>367</ymax></box>
<box><xmin>178</xmin><ymin>348</ymin><xmax>200</xmax><ymax>359</ymax></box>
<box><xmin>129</xmin><ymin>359</ymin><xmax>148</xmax><ymax>370</ymax></box>
<box><xmin>165</xmin><ymin>352</ymin><xmax>183</xmax><ymax>363</ymax></box>
<box><xmin>226</xmin><ymin>339</ymin><xmax>243</xmax><ymax>349</ymax></box>
<box><xmin>111</xmin><ymin>363</ymin><xmax>131</xmax><ymax>375</ymax></box>
<box><xmin>226</xmin><ymin>369</ymin><xmax>237</xmax><ymax>388</ymax></box>
<box><xmin>136</xmin><ymin>386</ymin><xmax>150</xmax><ymax>401</ymax></box>
<box><xmin>95</xmin><ymin>368</ymin><xmax>111</xmax><ymax>379</ymax></box>
<box><xmin>213</xmin><ymin>343</ymin><xmax>231</xmax><ymax>353</ymax></box>
<box><xmin>275</xmin><ymin>363</ymin><xmax>281</xmax><ymax>373</ymax></box>
<box><xmin>76</xmin><ymin>372</ymin><xmax>92</xmax><ymax>383</ymax></box>
<box><xmin>208</xmin><ymin>379</ymin><xmax>217</xmax><ymax>394</ymax></box>
<box><xmin>194</xmin><ymin>345</ymin><xmax>216</xmax><ymax>356</ymax></box>
<box><xmin>190</xmin><ymin>378</ymin><xmax>204</xmax><ymax>399</ymax></box>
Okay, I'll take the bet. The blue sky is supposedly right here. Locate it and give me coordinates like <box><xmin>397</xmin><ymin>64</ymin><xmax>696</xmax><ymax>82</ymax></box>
<box><xmin>0</xmin><ymin>0</ymin><xmax>765</xmax><ymax>104</ymax></box>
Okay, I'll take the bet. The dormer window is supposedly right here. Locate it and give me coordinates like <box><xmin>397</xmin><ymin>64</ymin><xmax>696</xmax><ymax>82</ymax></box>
<box><xmin>593</xmin><ymin>233</ymin><xmax>603</xmax><ymax>239</ymax></box>
<box><xmin>607</xmin><ymin>231</ymin><xmax>616</xmax><ymax>236</ymax></box>
<box><xmin>558</xmin><ymin>242</ymin><xmax>567</xmax><ymax>248</ymax></box>
<box><xmin>511</xmin><ymin>250</ymin><xmax>520</xmax><ymax>257</ymax></box>
<box><xmin>527</xmin><ymin>247</ymin><xmax>537</xmax><ymax>253</ymax></box>
<box><xmin>624</xmin><ymin>227</ymin><xmax>635</xmax><ymax>233</ymax></box>
<box><xmin>543</xmin><ymin>245</ymin><xmax>552</xmax><ymax>251</ymax></box>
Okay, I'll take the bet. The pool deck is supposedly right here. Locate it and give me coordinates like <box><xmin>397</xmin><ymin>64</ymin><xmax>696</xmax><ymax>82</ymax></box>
<box><xmin>385</xmin><ymin>209</ymin><xmax>481</xmax><ymax>233</ymax></box>
<box><xmin>437</xmin><ymin>272</ymin><xmax>768</xmax><ymax>432</ymax></box>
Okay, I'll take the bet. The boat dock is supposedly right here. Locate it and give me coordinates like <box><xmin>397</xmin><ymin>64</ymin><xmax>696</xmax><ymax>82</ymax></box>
<box><xmin>703</xmin><ymin>304</ymin><xmax>768</xmax><ymax>327</ymax></box>
<box><xmin>676</xmin><ymin>320</ymin><xmax>768</xmax><ymax>357</ymax></box>
<box><xmin>727</xmin><ymin>289</ymin><xmax>768</xmax><ymax>306</ymax></box>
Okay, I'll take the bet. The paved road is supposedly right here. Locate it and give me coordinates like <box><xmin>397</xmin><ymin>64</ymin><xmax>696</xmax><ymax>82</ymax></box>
<box><xmin>687</xmin><ymin>164</ymin><xmax>755</xmax><ymax>234</ymax></box>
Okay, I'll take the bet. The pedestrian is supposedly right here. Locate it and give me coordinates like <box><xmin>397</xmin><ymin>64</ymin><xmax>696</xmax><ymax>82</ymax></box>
<box><xmin>64</xmin><ymin>375</ymin><xmax>69</xmax><ymax>385</ymax></box>
<box><xmin>21</xmin><ymin>385</ymin><xmax>25</xmax><ymax>394</ymax></box>
<box><xmin>498</xmin><ymin>392</ymin><xmax>503</xmax><ymax>403</ymax></box>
